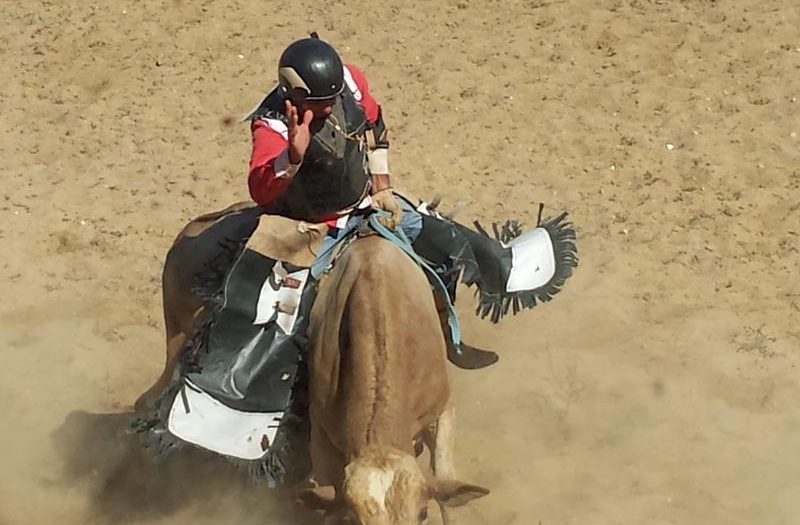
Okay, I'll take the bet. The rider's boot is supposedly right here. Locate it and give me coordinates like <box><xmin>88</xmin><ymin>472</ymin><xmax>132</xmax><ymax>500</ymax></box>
<box><xmin>433</xmin><ymin>290</ymin><xmax>499</xmax><ymax>370</ymax></box>
<box><xmin>449</xmin><ymin>342</ymin><xmax>500</xmax><ymax>370</ymax></box>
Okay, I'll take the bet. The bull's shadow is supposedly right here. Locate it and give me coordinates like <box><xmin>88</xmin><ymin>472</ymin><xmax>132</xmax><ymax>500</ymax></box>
<box><xmin>52</xmin><ymin>410</ymin><xmax>318</xmax><ymax>524</ymax></box>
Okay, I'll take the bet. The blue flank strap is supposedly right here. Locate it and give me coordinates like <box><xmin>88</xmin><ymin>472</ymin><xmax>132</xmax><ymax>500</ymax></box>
<box><xmin>367</xmin><ymin>213</ymin><xmax>461</xmax><ymax>347</ymax></box>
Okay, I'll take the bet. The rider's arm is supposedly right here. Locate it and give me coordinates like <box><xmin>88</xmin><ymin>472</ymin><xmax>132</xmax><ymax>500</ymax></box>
<box><xmin>344</xmin><ymin>65</ymin><xmax>391</xmax><ymax>192</ymax></box>
<box><xmin>247</xmin><ymin>119</ymin><xmax>300</xmax><ymax>206</ymax></box>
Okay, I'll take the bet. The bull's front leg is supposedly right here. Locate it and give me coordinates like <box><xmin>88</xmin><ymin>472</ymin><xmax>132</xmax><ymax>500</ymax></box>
<box><xmin>294</xmin><ymin>420</ymin><xmax>346</xmax><ymax>517</ymax></box>
<box><xmin>309</xmin><ymin>419</ymin><xmax>346</xmax><ymax>489</ymax></box>
<box><xmin>422</xmin><ymin>403</ymin><xmax>457</xmax><ymax>524</ymax></box>
<box><xmin>430</xmin><ymin>404</ymin><xmax>457</xmax><ymax>480</ymax></box>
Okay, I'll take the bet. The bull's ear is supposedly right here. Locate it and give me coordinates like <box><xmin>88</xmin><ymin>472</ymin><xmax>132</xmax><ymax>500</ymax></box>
<box><xmin>295</xmin><ymin>485</ymin><xmax>338</xmax><ymax>511</ymax></box>
<box><xmin>432</xmin><ymin>480</ymin><xmax>490</xmax><ymax>507</ymax></box>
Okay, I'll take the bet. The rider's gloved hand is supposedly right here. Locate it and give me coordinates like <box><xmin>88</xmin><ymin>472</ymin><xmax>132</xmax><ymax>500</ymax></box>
<box><xmin>371</xmin><ymin>188</ymin><xmax>403</xmax><ymax>231</ymax></box>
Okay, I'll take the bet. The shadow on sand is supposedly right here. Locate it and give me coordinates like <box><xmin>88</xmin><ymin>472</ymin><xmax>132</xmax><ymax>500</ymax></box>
<box><xmin>52</xmin><ymin>410</ymin><xmax>319</xmax><ymax>524</ymax></box>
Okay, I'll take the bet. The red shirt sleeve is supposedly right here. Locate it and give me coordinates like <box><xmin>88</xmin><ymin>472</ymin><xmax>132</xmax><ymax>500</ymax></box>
<box><xmin>247</xmin><ymin>120</ymin><xmax>293</xmax><ymax>206</ymax></box>
<box><xmin>344</xmin><ymin>64</ymin><xmax>381</xmax><ymax>125</ymax></box>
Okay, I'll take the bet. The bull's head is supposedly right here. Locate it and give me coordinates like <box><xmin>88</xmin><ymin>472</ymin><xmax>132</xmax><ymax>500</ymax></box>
<box><xmin>297</xmin><ymin>447</ymin><xmax>488</xmax><ymax>524</ymax></box>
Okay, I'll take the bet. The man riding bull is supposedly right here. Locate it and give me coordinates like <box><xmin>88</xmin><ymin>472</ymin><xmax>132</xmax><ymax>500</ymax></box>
<box><xmin>133</xmin><ymin>34</ymin><xmax>575</xmax><ymax>487</ymax></box>
<box><xmin>245</xmin><ymin>35</ymin><xmax>575</xmax><ymax>369</ymax></box>
<box><xmin>246</xmin><ymin>36</ymin><xmax>493</xmax><ymax>368</ymax></box>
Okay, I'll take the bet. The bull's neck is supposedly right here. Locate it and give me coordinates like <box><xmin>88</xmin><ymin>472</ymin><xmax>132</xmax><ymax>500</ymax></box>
<box><xmin>341</xmin><ymin>309</ymin><xmax>415</xmax><ymax>455</ymax></box>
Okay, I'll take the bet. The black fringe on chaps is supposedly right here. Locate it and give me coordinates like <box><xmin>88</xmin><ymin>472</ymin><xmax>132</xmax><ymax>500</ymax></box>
<box><xmin>472</xmin><ymin>212</ymin><xmax>578</xmax><ymax>323</ymax></box>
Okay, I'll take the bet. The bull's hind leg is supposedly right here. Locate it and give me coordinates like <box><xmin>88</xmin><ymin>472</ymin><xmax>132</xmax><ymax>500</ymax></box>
<box><xmin>133</xmin><ymin>290</ymin><xmax>205</xmax><ymax>412</ymax></box>
<box><xmin>133</xmin><ymin>331</ymin><xmax>187</xmax><ymax>412</ymax></box>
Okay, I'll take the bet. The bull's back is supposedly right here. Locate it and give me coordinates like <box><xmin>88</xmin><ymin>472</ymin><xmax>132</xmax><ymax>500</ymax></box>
<box><xmin>137</xmin><ymin>202</ymin><xmax>262</xmax><ymax>410</ymax></box>
<box><xmin>162</xmin><ymin>202</ymin><xmax>261</xmax><ymax>337</ymax></box>
<box><xmin>309</xmin><ymin>235</ymin><xmax>450</xmax><ymax>453</ymax></box>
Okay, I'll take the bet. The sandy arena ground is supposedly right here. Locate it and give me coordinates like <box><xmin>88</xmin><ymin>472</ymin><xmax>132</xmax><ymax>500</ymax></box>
<box><xmin>1</xmin><ymin>1</ymin><xmax>799</xmax><ymax>523</ymax></box>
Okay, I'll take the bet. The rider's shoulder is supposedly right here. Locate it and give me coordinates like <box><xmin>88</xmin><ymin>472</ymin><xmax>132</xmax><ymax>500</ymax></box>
<box><xmin>343</xmin><ymin>64</ymin><xmax>372</xmax><ymax>102</ymax></box>
<box><xmin>251</xmin><ymin>117</ymin><xmax>289</xmax><ymax>142</ymax></box>
<box><xmin>343</xmin><ymin>64</ymin><xmax>370</xmax><ymax>86</ymax></box>
<box><xmin>245</xmin><ymin>85</ymin><xmax>288</xmax><ymax>123</ymax></box>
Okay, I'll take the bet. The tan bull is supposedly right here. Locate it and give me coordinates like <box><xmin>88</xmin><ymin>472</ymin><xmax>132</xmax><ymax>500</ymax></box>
<box><xmin>134</xmin><ymin>205</ymin><xmax>489</xmax><ymax>523</ymax></box>
<box><xmin>298</xmin><ymin>235</ymin><xmax>488</xmax><ymax>524</ymax></box>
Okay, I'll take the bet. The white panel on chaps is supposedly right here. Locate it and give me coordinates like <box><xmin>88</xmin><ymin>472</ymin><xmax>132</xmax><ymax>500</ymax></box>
<box><xmin>505</xmin><ymin>227</ymin><xmax>556</xmax><ymax>293</ymax></box>
<box><xmin>167</xmin><ymin>381</ymin><xmax>283</xmax><ymax>460</ymax></box>
<box><xmin>254</xmin><ymin>262</ymin><xmax>309</xmax><ymax>333</ymax></box>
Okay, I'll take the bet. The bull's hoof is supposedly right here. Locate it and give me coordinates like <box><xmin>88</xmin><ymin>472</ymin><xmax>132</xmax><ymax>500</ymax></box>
<box><xmin>447</xmin><ymin>343</ymin><xmax>499</xmax><ymax>370</ymax></box>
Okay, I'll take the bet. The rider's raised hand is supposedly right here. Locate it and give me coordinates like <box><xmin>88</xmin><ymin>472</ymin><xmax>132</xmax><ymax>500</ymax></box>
<box><xmin>285</xmin><ymin>100</ymin><xmax>313</xmax><ymax>165</ymax></box>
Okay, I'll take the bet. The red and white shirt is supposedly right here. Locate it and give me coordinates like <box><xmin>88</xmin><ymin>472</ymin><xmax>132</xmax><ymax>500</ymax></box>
<box><xmin>247</xmin><ymin>64</ymin><xmax>382</xmax><ymax>211</ymax></box>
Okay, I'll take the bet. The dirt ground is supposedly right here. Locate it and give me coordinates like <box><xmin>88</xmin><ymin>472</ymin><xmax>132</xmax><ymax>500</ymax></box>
<box><xmin>2</xmin><ymin>0</ymin><xmax>799</xmax><ymax>524</ymax></box>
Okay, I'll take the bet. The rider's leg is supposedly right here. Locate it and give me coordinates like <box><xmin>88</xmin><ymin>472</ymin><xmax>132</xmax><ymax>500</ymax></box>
<box><xmin>395</xmin><ymin>201</ymin><xmax>499</xmax><ymax>369</ymax></box>
<box><xmin>411</xmin><ymin>214</ymin><xmax>510</xmax><ymax>296</ymax></box>
<box><xmin>395</xmin><ymin>198</ymin><xmax>424</xmax><ymax>241</ymax></box>
<box><xmin>408</xmin><ymin>203</ymin><xmax>578</xmax><ymax>324</ymax></box>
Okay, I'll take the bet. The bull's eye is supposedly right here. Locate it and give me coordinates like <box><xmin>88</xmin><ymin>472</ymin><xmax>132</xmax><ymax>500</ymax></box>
<box><xmin>418</xmin><ymin>507</ymin><xmax>429</xmax><ymax>522</ymax></box>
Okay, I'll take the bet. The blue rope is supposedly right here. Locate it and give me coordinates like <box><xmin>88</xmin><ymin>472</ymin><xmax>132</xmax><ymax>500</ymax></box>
<box><xmin>367</xmin><ymin>213</ymin><xmax>461</xmax><ymax>347</ymax></box>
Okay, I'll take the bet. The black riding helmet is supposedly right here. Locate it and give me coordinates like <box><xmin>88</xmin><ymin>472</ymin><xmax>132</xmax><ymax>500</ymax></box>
<box><xmin>278</xmin><ymin>37</ymin><xmax>344</xmax><ymax>101</ymax></box>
